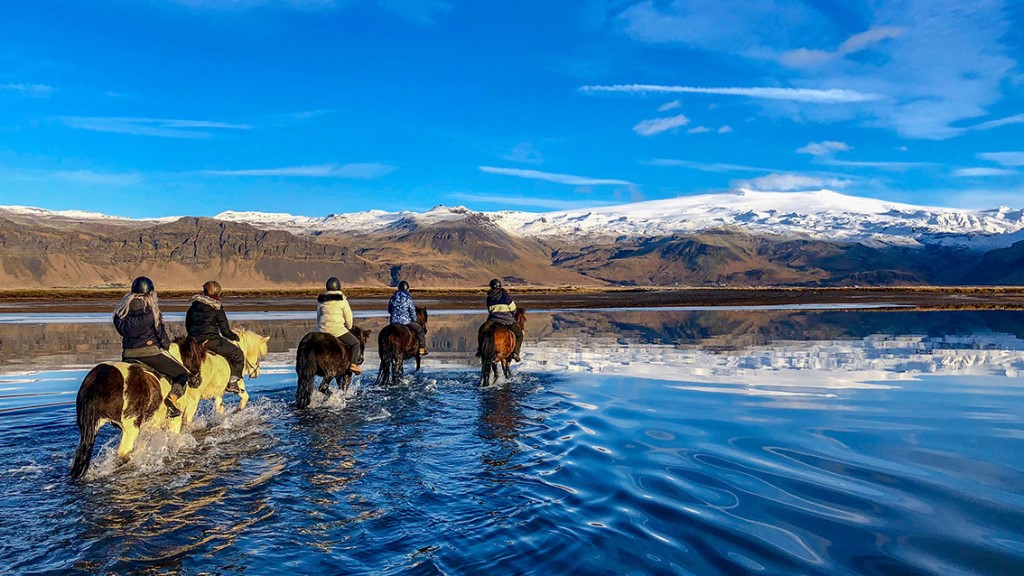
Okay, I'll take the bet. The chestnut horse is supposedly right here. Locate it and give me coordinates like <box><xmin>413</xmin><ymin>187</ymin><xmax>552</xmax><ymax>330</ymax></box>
<box><xmin>478</xmin><ymin>308</ymin><xmax>527</xmax><ymax>387</ymax></box>
<box><xmin>294</xmin><ymin>326</ymin><xmax>372</xmax><ymax>408</ymax></box>
<box><xmin>375</xmin><ymin>306</ymin><xmax>428</xmax><ymax>386</ymax></box>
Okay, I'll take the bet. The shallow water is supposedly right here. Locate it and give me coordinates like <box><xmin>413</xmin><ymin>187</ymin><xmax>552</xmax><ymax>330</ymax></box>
<box><xmin>1</xmin><ymin>308</ymin><xmax>1023</xmax><ymax>575</ymax></box>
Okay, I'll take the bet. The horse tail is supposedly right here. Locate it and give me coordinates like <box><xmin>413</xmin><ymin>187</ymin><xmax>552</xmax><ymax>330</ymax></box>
<box><xmin>479</xmin><ymin>327</ymin><xmax>497</xmax><ymax>386</ymax></box>
<box><xmin>295</xmin><ymin>336</ymin><xmax>316</xmax><ymax>409</ymax></box>
<box><xmin>70</xmin><ymin>365</ymin><xmax>116</xmax><ymax>478</ymax></box>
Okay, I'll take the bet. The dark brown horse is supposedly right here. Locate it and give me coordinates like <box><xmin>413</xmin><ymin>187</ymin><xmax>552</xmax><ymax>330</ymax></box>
<box><xmin>295</xmin><ymin>326</ymin><xmax>371</xmax><ymax>409</ymax></box>
<box><xmin>375</xmin><ymin>306</ymin><xmax>428</xmax><ymax>386</ymax></box>
<box><xmin>70</xmin><ymin>337</ymin><xmax>207</xmax><ymax>478</ymax></box>
<box><xmin>478</xmin><ymin>308</ymin><xmax>527</xmax><ymax>387</ymax></box>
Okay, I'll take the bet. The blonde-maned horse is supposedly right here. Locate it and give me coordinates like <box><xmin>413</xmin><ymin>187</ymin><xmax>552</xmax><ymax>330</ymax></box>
<box><xmin>178</xmin><ymin>330</ymin><xmax>270</xmax><ymax>425</ymax></box>
<box><xmin>69</xmin><ymin>339</ymin><xmax>207</xmax><ymax>478</ymax></box>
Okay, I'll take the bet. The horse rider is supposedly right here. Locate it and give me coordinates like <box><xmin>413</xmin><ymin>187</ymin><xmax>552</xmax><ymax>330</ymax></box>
<box><xmin>317</xmin><ymin>276</ymin><xmax>362</xmax><ymax>374</ymax></box>
<box><xmin>112</xmin><ymin>276</ymin><xmax>192</xmax><ymax>418</ymax></box>
<box><xmin>479</xmin><ymin>278</ymin><xmax>523</xmax><ymax>361</ymax></box>
<box><xmin>185</xmin><ymin>281</ymin><xmax>245</xmax><ymax>394</ymax></box>
<box><xmin>388</xmin><ymin>280</ymin><xmax>427</xmax><ymax>356</ymax></box>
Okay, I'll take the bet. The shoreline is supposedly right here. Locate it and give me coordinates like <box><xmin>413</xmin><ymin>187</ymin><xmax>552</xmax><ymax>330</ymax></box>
<box><xmin>2</xmin><ymin>286</ymin><xmax>1024</xmax><ymax>313</ymax></box>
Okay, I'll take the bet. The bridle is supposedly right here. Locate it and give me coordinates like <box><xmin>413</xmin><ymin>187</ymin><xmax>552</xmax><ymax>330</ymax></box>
<box><xmin>245</xmin><ymin>355</ymin><xmax>261</xmax><ymax>379</ymax></box>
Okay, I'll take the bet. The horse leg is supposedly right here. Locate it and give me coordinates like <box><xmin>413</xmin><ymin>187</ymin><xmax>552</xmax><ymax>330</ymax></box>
<box><xmin>342</xmin><ymin>373</ymin><xmax>352</xmax><ymax>394</ymax></box>
<box><xmin>117</xmin><ymin>421</ymin><xmax>140</xmax><ymax>462</ymax></box>
<box><xmin>214</xmin><ymin>395</ymin><xmax>225</xmax><ymax>415</ymax></box>
<box><xmin>415</xmin><ymin>355</ymin><xmax>421</xmax><ymax>372</ymax></box>
<box><xmin>319</xmin><ymin>374</ymin><xmax>333</xmax><ymax>398</ymax></box>
<box><xmin>237</xmin><ymin>381</ymin><xmax>249</xmax><ymax>411</ymax></box>
<box><xmin>502</xmin><ymin>358</ymin><xmax>511</xmax><ymax>379</ymax></box>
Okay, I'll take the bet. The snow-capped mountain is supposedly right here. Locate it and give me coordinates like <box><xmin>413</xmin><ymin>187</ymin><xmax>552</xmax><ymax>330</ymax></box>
<box><xmin>212</xmin><ymin>190</ymin><xmax>1024</xmax><ymax>249</ymax></box>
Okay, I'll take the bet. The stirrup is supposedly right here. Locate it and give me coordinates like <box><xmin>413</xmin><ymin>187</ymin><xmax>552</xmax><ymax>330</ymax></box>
<box><xmin>164</xmin><ymin>396</ymin><xmax>182</xmax><ymax>418</ymax></box>
<box><xmin>512</xmin><ymin>353</ymin><xmax>522</xmax><ymax>362</ymax></box>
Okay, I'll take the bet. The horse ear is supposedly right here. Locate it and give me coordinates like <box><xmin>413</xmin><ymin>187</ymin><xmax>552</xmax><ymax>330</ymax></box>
<box><xmin>261</xmin><ymin>336</ymin><xmax>270</xmax><ymax>343</ymax></box>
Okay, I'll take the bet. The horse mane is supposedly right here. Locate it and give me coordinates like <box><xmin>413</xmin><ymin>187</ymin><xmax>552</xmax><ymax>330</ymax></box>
<box><xmin>173</xmin><ymin>335</ymin><xmax>208</xmax><ymax>374</ymax></box>
<box><xmin>515</xmin><ymin>307</ymin><xmax>527</xmax><ymax>326</ymax></box>
<box><xmin>416</xmin><ymin>306</ymin><xmax>428</xmax><ymax>325</ymax></box>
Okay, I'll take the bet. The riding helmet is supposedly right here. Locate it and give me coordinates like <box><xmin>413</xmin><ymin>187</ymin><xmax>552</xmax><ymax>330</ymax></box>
<box><xmin>131</xmin><ymin>276</ymin><xmax>154</xmax><ymax>294</ymax></box>
<box><xmin>489</xmin><ymin>278</ymin><xmax>502</xmax><ymax>290</ymax></box>
<box><xmin>203</xmin><ymin>280</ymin><xmax>222</xmax><ymax>297</ymax></box>
<box><xmin>397</xmin><ymin>280</ymin><xmax>410</xmax><ymax>292</ymax></box>
<box><xmin>326</xmin><ymin>277</ymin><xmax>341</xmax><ymax>291</ymax></box>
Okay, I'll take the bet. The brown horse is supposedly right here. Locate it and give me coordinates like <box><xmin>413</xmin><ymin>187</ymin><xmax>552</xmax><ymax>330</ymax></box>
<box><xmin>478</xmin><ymin>308</ymin><xmax>527</xmax><ymax>387</ymax></box>
<box><xmin>375</xmin><ymin>306</ymin><xmax>428</xmax><ymax>386</ymax></box>
<box><xmin>69</xmin><ymin>337</ymin><xmax>207</xmax><ymax>478</ymax></box>
<box><xmin>294</xmin><ymin>326</ymin><xmax>372</xmax><ymax>409</ymax></box>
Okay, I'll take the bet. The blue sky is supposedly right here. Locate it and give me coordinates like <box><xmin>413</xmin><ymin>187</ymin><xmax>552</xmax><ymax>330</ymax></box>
<box><xmin>0</xmin><ymin>0</ymin><xmax>1022</xmax><ymax>217</ymax></box>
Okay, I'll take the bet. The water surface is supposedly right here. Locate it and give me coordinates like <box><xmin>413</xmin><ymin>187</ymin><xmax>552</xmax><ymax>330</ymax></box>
<box><xmin>1</xmin><ymin>308</ymin><xmax>1022</xmax><ymax>574</ymax></box>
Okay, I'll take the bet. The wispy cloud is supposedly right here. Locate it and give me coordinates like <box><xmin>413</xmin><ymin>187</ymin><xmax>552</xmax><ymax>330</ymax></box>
<box><xmin>645</xmin><ymin>159</ymin><xmax>769</xmax><ymax>172</ymax></box>
<box><xmin>658</xmin><ymin>100</ymin><xmax>681</xmax><ymax>112</ymax></box>
<box><xmin>448</xmin><ymin>193</ymin><xmax>616</xmax><ymax>211</ymax></box>
<box><xmin>717</xmin><ymin>125</ymin><xmax>733</xmax><ymax>134</ymax></box>
<box><xmin>969</xmin><ymin>114</ymin><xmax>1024</xmax><ymax>131</ymax></box>
<box><xmin>734</xmin><ymin>173</ymin><xmax>851</xmax><ymax>191</ymax></box>
<box><xmin>633</xmin><ymin>114</ymin><xmax>689</xmax><ymax>136</ymax></box>
<box><xmin>820</xmin><ymin>158</ymin><xmax>934</xmax><ymax>170</ymax></box>
<box><xmin>952</xmin><ymin>167</ymin><xmax>1017</xmax><ymax>177</ymax></box>
<box><xmin>581</xmin><ymin>84</ymin><xmax>884</xmax><ymax>103</ymax></box>
<box><xmin>978</xmin><ymin>152</ymin><xmax>1024</xmax><ymax>167</ymax></box>
<box><xmin>797</xmin><ymin>140</ymin><xmax>850</xmax><ymax>155</ymax></box>
<box><xmin>686</xmin><ymin>126</ymin><xmax>710</xmax><ymax>134</ymax></box>
<box><xmin>500</xmin><ymin>142</ymin><xmax>544</xmax><ymax>164</ymax></box>
<box><xmin>479</xmin><ymin>166</ymin><xmax>633</xmax><ymax>186</ymax></box>
<box><xmin>59</xmin><ymin>116</ymin><xmax>251</xmax><ymax>139</ymax></box>
<box><xmin>780</xmin><ymin>26</ymin><xmax>905</xmax><ymax>68</ymax></box>
<box><xmin>1</xmin><ymin>83</ymin><xmax>53</xmax><ymax>98</ymax></box>
<box><xmin>53</xmin><ymin>170</ymin><xmax>144</xmax><ymax>186</ymax></box>
<box><xmin>204</xmin><ymin>163</ymin><xmax>396</xmax><ymax>178</ymax></box>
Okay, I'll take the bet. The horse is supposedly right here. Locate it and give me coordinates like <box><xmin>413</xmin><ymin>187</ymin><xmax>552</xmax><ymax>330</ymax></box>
<box><xmin>69</xmin><ymin>330</ymin><xmax>270</xmax><ymax>478</ymax></box>
<box><xmin>294</xmin><ymin>326</ymin><xmax>372</xmax><ymax>409</ymax></box>
<box><xmin>375</xmin><ymin>306</ymin><xmax>428</xmax><ymax>386</ymax></box>
<box><xmin>478</xmin><ymin>308</ymin><xmax>527</xmax><ymax>387</ymax></box>
<box><xmin>178</xmin><ymin>330</ymin><xmax>271</xmax><ymax>425</ymax></box>
<box><xmin>69</xmin><ymin>339</ymin><xmax>205</xmax><ymax>478</ymax></box>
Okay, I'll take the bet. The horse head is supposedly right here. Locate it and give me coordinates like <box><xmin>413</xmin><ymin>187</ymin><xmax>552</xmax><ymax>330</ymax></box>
<box><xmin>416</xmin><ymin>306</ymin><xmax>428</xmax><ymax>332</ymax></box>
<box><xmin>352</xmin><ymin>326</ymin><xmax>372</xmax><ymax>365</ymax></box>
<box><xmin>515</xmin><ymin>307</ymin><xmax>527</xmax><ymax>330</ymax></box>
<box><xmin>237</xmin><ymin>330</ymin><xmax>271</xmax><ymax>379</ymax></box>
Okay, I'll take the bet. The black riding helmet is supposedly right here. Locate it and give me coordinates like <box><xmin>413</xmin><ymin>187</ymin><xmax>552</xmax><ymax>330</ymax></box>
<box><xmin>326</xmin><ymin>277</ymin><xmax>341</xmax><ymax>291</ymax></box>
<box><xmin>489</xmin><ymin>278</ymin><xmax>502</xmax><ymax>290</ymax></box>
<box><xmin>397</xmin><ymin>280</ymin><xmax>410</xmax><ymax>292</ymax></box>
<box><xmin>131</xmin><ymin>276</ymin><xmax>154</xmax><ymax>294</ymax></box>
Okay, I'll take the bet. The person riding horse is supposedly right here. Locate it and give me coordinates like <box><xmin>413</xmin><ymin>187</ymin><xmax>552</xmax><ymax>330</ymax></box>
<box><xmin>112</xmin><ymin>276</ymin><xmax>192</xmax><ymax>417</ymax></box>
<box><xmin>317</xmin><ymin>276</ymin><xmax>363</xmax><ymax>375</ymax></box>
<box><xmin>185</xmin><ymin>281</ymin><xmax>245</xmax><ymax>394</ymax></box>
<box><xmin>388</xmin><ymin>280</ymin><xmax>427</xmax><ymax>356</ymax></box>
<box><xmin>478</xmin><ymin>278</ymin><xmax>523</xmax><ymax>362</ymax></box>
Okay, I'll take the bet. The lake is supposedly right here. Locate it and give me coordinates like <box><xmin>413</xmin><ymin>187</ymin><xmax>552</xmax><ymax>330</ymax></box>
<box><xmin>1</xmin><ymin>306</ymin><xmax>1023</xmax><ymax>575</ymax></box>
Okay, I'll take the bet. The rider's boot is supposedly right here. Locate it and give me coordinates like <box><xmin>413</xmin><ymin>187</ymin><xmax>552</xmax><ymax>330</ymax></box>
<box><xmin>225</xmin><ymin>376</ymin><xmax>241</xmax><ymax>394</ymax></box>
<box><xmin>512</xmin><ymin>336</ymin><xmax>523</xmax><ymax>362</ymax></box>
<box><xmin>165</xmin><ymin>382</ymin><xmax>184</xmax><ymax>418</ymax></box>
<box><xmin>419</xmin><ymin>347</ymin><xmax>429</xmax><ymax>357</ymax></box>
<box><xmin>350</xmin><ymin>363</ymin><xmax>363</xmax><ymax>375</ymax></box>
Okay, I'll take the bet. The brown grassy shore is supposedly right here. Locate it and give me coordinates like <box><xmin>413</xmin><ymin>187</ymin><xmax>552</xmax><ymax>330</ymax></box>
<box><xmin>2</xmin><ymin>286</ymin><xmax>1024</xmax><ymax>313</ymax></box>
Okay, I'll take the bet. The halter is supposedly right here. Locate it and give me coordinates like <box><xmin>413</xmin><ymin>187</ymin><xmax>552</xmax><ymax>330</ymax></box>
<box><xmin>245</xmin><ymin>354</ymin><xmax>261</xmax><ymax>379</ymax></box>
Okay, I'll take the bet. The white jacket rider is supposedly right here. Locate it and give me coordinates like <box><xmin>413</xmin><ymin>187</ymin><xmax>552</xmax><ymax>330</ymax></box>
<box><xmin>317</xmin><ymin>277</ymin><xmax>362</xmax><ymax>373</ymax></box>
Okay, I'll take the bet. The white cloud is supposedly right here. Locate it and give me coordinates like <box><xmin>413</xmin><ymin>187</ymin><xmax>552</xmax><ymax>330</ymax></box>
<box><xmin>952</xmin><ymin>167</ymin><xmax>1017</xmax><ymax>177</ymax></box>
<box><xmin>780</xmin><ymin>26</ymin><xmax>905</xmax><ymax>68</ymax></box>
<box><xmin>479</xmin><ymin>166</ymin><xmax>632</xmax><ymax>186</ymax></box>
<box><xmin>717</xmin><ymin>125</ymin><xmax>733</xmax><ymax>134</ymax></box>
<box><xmin>734</xmin><ymin>173</ymin><xmax>851</xmax><ymax>191</ymax></box>
<box><xmin>646</xmin><ymin>159</ymin><xmax>768</xmax><ymax>172</ymax></box>
<box><xmin>797</xmin><ymin>141</ymin><xmax>850</xmax><ymax>155</ymax></box>
<box><xmin>969</xmin><ymin>114</ymin><xmax>1024</xmax><ymax>131</ymax></box>
<box><xmin>53</xmin><ymin>170</ymin><xmax>143</xmax><ymax>186</ymax></box>
<box><xmin>686</xmin><ymin>126</ymin><xmax>710</xmax><ymax>134</ymax></box>
<box><xmin>500</xmin><ymin>142</ymin><xmax>544</xmax><ymax>164</ymax></box>
<box><xmin>205</xmin><ymin>163</ymin><xmax>395</xmax><ymax>178</ymax></box>
<box><xmin>1</xmin><ymin>83</ymin><xmax>53</xmax><ymax>97</ymax></box>
<box><xmin>658</xmin><ymin>100</ymin><xmax>681</xmax><ymax>112</ymax></box>
<box><xmin>581</xmin><ymin>84</ymin><xmax>884</xmax><ymax>103</ymax></box>
<box><xmin>59</xmin><ymin>116</ymin><xmax>251</xmax><ymax>138</ymax></box>
<box><xmin>632</xmin><ymin>114</ymin><xmax>689</xmax><ymax>136</ymax></box>
<box><xmin>978</xmin><ymin>152</ymin><xmax>1024</xmax><ymax>167</ymax></box>
<box><xmin>448</xmin><ymin>193</ymin><xmax>616</xmax><ymax>210</ymax></box>
<box><xmin>821</xmin><ymin>159</ymin><xmax>933</xmax><ymax>171</ymax></box>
